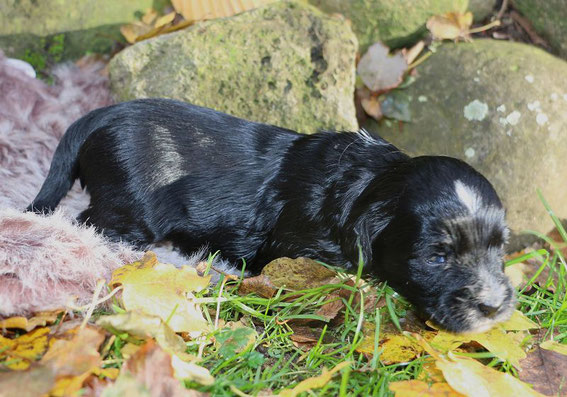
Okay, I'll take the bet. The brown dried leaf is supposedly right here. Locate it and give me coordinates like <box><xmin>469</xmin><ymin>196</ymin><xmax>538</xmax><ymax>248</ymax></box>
<box><xmin>40</xmin><ymin>326</ymin><xmax>105</xmax><ymax>377</ymax></box>
<box><xmin>238</xmin><ymin>274</ymin><xmax>277</xmax><ymax>298</ymax></box>
<box><xmin>0</xmin><ymin>365</ymin><xmax>55</xmax><ymax>396</ymax></box>
<box><xmin>361</xmin><ymin>95</ymin><xmax>383</xmax><ymax>121</ymax></box>
<box><xmin>289</xmin><ymin>326</ymin><xmax>323</xmax><ymax>350</ymax></box>
<box><xmin>402</xmin><ymin>40</ymin><xmax>425</xmax><ymax>66</ymax></box>
<box><xmin>426</xmin><ymin>11</ymin><xmax>473</xmax><ymax>41</ymax></box>
<box><xmin>106</xmin><ymin>340</ymin><xmax>205</xmax><ymax>397</ymax></box>
<box><xmin>357</xmin><ymin>42</ymin><xmax>408</xmax><ymax>93</ymax></box>
<box><xmin>261</xmin><ymin>257</ymin><xmax>339</xmax><ymax>290</ymax></box>
<box><xmin>519</xmin><ymin>345</ymin><xmax>567</xmax><ymax>396</ymax></box>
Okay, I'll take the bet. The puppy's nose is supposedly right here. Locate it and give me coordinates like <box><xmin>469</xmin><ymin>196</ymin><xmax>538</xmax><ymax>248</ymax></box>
<box><xmin>478</xmin><ymin>302</ymin><xmax>500</xmax><ymax>318</ymax></box>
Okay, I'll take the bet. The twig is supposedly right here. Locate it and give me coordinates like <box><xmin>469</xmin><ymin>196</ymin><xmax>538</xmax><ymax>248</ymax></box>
<box><xmin>81</xmin><ymin>279</ymin><xmax>107</xmax><ymax>330</ymax></box>
<box><xmin>496</xmin><ymin>0</ymin><xmax>509</xmax><ymax>21</ymax></box>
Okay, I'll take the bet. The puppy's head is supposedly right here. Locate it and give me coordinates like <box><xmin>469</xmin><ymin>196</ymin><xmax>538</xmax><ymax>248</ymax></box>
<box><xmin>369</xmin><ymin>156</ymin><xmax>515</xmax><ymax>333</ymax></box>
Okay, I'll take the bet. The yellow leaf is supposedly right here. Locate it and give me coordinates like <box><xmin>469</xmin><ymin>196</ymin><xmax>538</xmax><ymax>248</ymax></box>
<box><xmin>141</xmin><ymin>8</ymin><xmax>158</xmax><ymax>25</ymax></box>
<box><xmin>154</xmin><ymin>11</ymin><xmax>177</xmax><ymax>28</ymax></box>
<box><xmin>499</xmin><ymin>310</ymin><xmax>540</xmax><ymax>331</ymax></box>
<box><xmin>379</xmin><ymin>333</ymin><xmax>427</xmax><ymax>364</ymax></box>
<box><xmin>96</xmin><ymin>311</ymin><xmax>195</xmax><ymax>360</ymax></box>
<box><xmin>426</xmin><ymin>11</ymin><xmax>473</xmax><ymax>40</ymax></box>
<box><xmin>279</xmin><ymin>361</ymin><xmax>351</xmax><ymax>397</ymax></box>
<box><xmin>540</xmin><ymin>340</ymin><xmax>567</xmax><ymax>356</ymax></box>
<box><xmin>170</xmin><ymin>354</ymin><xmax>215</xmax><ymax>385</ymax></box>
<box><xmin>171</xmin><ymin>0</ymin><xmax>278</xmax><ymax>22</ymax></box>
<box><xmin>93</xmin><ymin>366</ymin><xmax>120</xmax><ymax>379</ymax></box>
<box><xmin>48</xmin><ymin>371</ymin><xmax>92</xmax><ymax>397</ymax></box>
<box><xmin>471</xmin><ymin>329</ymin><xmax>526</xmax><ymax>368</ymax></box>
<box><xmin>41</xmin><ymin>326</ymin><xmax>105</xmax><ymax>377</ymax></box>
<box><xmin>412</xmin><ymin>334</ymin><xmax>545</xmax><ymax>397</ymax></box>
<box><xmin>432</xmin><ymin>327</ymin><xmax>527</xmax><ymax>368</ymax></box>
<box><xmin>110</xmin><ymin>251</ymin><xmax>157</xmax><ymax>287</ymax></box>
<box><xmin>0</xmin><ymin>327</ymin><xmax>50</xmax><ymax>370</ymax></box>
<box><xmin>389</xmin><ymin>380</ymin><xmax>464</xmax><ymax>396</ymax></box>
<box><xmin>437</xmin><ymin>352</ymin><xmax>545</xmax><ymax>397</ymax></box>
<box><xmin>0</xmin><ymin>310</ymin><xmax>62</xmax><ymax>332</ymax></box>
<box><xmin>119</xmin><ymin>22</ymin><xmax>153</xmax><ymax>44</ymax></box>
<box><xmin>110</xmin><ymin>253</ymin><xmax>211</xmax><ymax>337</ymax></box>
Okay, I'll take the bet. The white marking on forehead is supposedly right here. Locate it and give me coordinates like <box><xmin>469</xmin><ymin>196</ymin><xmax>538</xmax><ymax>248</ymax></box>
<box><xmin>454</xmin><ymin>180</ymin><xmax>482</xmax><ymax>214</ymax></box>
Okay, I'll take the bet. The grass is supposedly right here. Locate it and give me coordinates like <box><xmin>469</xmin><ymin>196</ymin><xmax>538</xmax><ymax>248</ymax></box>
<box><xmin>98</xmin><ymin>202</ymin><xmax>567</xmax><ymax>396</ymax></box>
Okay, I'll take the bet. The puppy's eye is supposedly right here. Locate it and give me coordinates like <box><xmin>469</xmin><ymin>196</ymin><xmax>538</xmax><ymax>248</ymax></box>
<box><xmin>428</xmin><ymin>255</ymin><xmax>446</xmax><ymax>265</ymax></box>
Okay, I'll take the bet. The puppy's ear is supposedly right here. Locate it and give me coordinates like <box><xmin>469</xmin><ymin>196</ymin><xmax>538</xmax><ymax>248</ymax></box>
<box><xmin>353</xmin><ymin>210</ymin><xmax>394</xmax><ymax>269</ymax></box>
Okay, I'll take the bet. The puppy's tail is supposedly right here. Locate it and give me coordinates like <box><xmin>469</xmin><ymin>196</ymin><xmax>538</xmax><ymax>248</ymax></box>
<box><xmin>26</xmin><ymin>107</ymin><xmax>107</xmax><ymax>213</ymax></box>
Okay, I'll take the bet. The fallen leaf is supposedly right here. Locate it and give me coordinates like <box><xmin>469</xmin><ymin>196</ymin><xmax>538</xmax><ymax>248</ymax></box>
<box><xmin>96</xmin><ymin>311</ymin><xmax>192</xmax><ymax>360</ymax></box>
<box><xmin>170</xmin><ymin>354</ymin><xmax>215</xmax><ymax>385</ymax></box>
<box><xmin>279</xmin><ymin>361</ymin><xmax>351</xmax><ymax>397</ymax></box>
<box><xmin>156</xmin><ymin>12</ymin><xmax>177</xmax><ymax>28</ymax></box>
<box><xmin>426</xmin><ymin>12</ymin><xmax>473</xmax><ymax>41</ymax></box>
<box><xmin>171</xmin><ymin>0</ymin><xmax>276</xmax><ymax>22</ymax></box>
<box><xmin>389</xmin><ymin>380</ymin><xmax>464</xmax><ymax>396</ymax></box>
<box><xmin>500</xmin><ymin>310</ymin><xmax>540</xmax><ymax>331</ymax></box>
<box><xmin>431</xmin><ymin>328</ymin><xmax>528</xmax><ymax>368</ymax></box>
<box><xmin>0</xmin><ymin>327</ymin><xmax>50</xmax><ymax>370</ymax></box>
<box><xmin>429</xmin><ymin>311</ymin><xmax>537</xmax><ymax>368</ymax></box>
<box><xmin>413</xmin><ymin>334</ymin><xmax>545</xmax><ymax>397</ymax></box>
<box><xmin>289</xmin><ymin>325</ymin><xmax>323</xmax><ymax>349</ymax></box>
<box><xmin>238</xmin><ymin>274</ymin><xmax>278</xmax><ymax>298</ymax></box>
<box><xmin>110</xmin><ymin>252</ymin><xmax>211</xmax><ymax>337</ymax></box>
<box><xmin>0</xmin><ymin>310</ymin><xmax>62</xmax><ymax>332</ymax></box>
<box><xmin>216</xmin><ymin>322</ymin><xmax>257</xmax><ymax>358</ymax></box>
<box><xmin>361</xmin><ymin>95</ymin><xmax>383</xmax><ymax>121</ymax></box>
<box><xmin>402</xmin><ymin>40</ymin><xmax>425</xmax><ymax>66</ymax></box>
<box><xmin>120</xmin><ymin>22</ymin><xmax>153</xmax><ymax>44</ymax></box>
<box><xmin>40</xmin><ymin>326</ymin><xmax>105</xmax><ymax>377</ymax></box>
<box><xmin>438</xmin><ymin>353</ymin><xmax>544</xmax><ymax>397</ymax></box>
<box><xmin>379</xmin><ymin>333</ymin><xmax>433</xmax><ymax>364</ymax></box>
<box><xmin>261</xmin><ymin>257</ymin><xmax>339</xmax><ymax>290</ymax></box>
<box><xmin>540</xmin><ymin>340</ymin><xmax>567</xmax><ymax>356</ymax></box>
<box><xmin>519</xmin><ymin>344</ymin><xmax>567</xmax><ymax>396</ymax></box>
<box><xmin>357</xmin><ymin>42</ymin><xmax>408</xmax><ymax>93</ymax></box>
<box><xmin>106</xmin><ymin>340</ymin><xmax>206</xmax><ymax>397</ymax></box>
<box><xmin>0</xmin><ymin>365</ymin><xmax>55</xmax><ymax>397</ymax></box>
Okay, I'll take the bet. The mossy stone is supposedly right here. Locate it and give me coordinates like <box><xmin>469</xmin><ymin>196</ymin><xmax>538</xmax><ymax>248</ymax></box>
<box><xmin>365</xmin><ymin>40</ymin><xmax>567</xmax><ymax>240</ymax></box>
<box><xmin>109</xmin><ymin>1</ymin><xmax>358</xmax><ymax>134</ymax></box>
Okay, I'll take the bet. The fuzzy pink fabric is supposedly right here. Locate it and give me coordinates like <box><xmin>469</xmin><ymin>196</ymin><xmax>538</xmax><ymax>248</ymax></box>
<box><xmin>0</xmin><ymin>52</ymin><xmax>141</xmax><ymax>316</ymax></box>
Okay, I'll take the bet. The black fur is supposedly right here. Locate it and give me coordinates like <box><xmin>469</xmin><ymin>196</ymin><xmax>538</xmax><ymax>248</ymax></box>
<box><xmin>28</xmin><ymin>98</ymin><xmax>515</xmax><ymax>332</ymax></box>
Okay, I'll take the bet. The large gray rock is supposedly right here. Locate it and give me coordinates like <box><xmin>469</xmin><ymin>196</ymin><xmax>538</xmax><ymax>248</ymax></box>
<box><xmin>366</xmin><ymin>40</ymin><xmax>567</xmax><ymax>240</ymax></box>
<box><xmin>0</xmin><ymin>0</ymin><xmax>166</xmax><ymax>60</ymax></box>
<box><xmin>308</xmin><ymin>0</ymin><xmax>496</xmax><ymax>51</ymax></box>
<box><xmin>514</xmin><ymin>0</ymin><xmax>567</xmax><ymax>59</ymax></box>
<box><xmin>110</xmin><ymin>1</ymin><xmax>358</xmax><ymax>134</ymax></box>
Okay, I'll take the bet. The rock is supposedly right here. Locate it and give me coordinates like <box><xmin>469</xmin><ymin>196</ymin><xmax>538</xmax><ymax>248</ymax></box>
<box><xmin>468</xmin><ymin>0</ymin><xmax>497</xmax><ymax>21</ymax></box>
<box><xmin>514</xmin><ymin>0</ymin><xmax>567</xmax><ymax>59</ymax></box>
<box><xmin>365</xmin><ymin>40</ymin><xmax>567</xmax><ymax>241</ymax></box>
<box><xmin>307</xmin><ymin>0</ymin><xmax>494</xmax><ymax>51</ymax></box>
<box><xmin>110</xmin><ymin>1</ymin><xmax>358</xmax><ymax>134</ymax></box>
<box><xmin>0</xmin><ymin>0</ymin><xmax>167</xmax><ymax>61</ymax></box>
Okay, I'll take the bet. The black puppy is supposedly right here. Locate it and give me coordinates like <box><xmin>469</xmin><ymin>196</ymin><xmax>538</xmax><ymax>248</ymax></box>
<box><xmin>28</xmin><ymin>98</ymin><xmax>515</xmax><ymax>333</ymax></box>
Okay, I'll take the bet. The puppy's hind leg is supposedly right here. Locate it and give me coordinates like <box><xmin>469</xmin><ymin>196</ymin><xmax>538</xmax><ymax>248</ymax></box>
<box><xmin>77</xmin><ymin>206</ymin><xmax>156</xmax><ymax>249</ymax></box>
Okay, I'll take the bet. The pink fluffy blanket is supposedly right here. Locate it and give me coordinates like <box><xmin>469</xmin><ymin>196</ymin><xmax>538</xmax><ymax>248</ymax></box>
<box><xmin>0</xmin><ymin>53</ymin><xmax>141</xmax><ymax>316</ymax></box>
